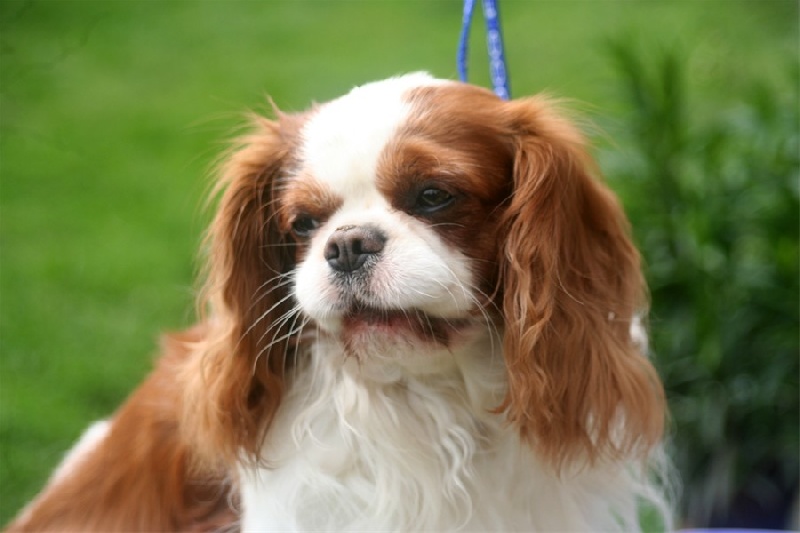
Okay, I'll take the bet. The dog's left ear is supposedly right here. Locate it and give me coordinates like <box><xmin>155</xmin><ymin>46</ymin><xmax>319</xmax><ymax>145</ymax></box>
<box><xmin>497</xmin><ymin>98</ymin><xmax>665</xmax><ymax>469</ymax></box>
<box><xmin>181</xmin><ymin>112</ymin><xmax>303</xmax><ymax>468</ymax></box>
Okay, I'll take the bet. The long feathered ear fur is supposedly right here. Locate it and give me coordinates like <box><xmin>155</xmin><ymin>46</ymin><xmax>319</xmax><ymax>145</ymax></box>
<box><xmin>498</xmin><ymin>98</ymin><xmax>665</xmax><ymax>469</ymax></box>
<box><xmin>182</xmin><ymin>113</ymin><xmax>302</xmax><ymax>467</ymax></box>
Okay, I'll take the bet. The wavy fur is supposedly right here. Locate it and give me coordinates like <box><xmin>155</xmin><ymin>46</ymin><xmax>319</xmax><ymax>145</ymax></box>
<box><xmin>7</xmin><ymin>74</ymin><xmax>673</xmax><ymax>532</ymax></box>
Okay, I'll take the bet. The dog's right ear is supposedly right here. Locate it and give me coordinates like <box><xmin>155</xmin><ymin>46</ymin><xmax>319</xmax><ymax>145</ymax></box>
<box><xmin>182</xmin><ymin>112</ymin><xmax>304</xmax><ymax>467</ymax></box>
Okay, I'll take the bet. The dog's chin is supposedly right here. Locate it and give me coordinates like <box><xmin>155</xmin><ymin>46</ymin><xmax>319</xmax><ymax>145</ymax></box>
<box><xmin>308</xmin><ymin>303</ymin><xmax>478</xmax><ymax>352</ymax></box>
<box><xmin>341</xmin><ymin>307</ymin><xmax>474</xmax><ymax>347</ymax></box>
<box><xmin>316</xmin><ymin>307</ymin><xmax>482</xmax><ymax>379</ymax></box>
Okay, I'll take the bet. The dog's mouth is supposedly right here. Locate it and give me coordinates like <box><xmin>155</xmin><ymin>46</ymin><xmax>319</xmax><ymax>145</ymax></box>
<box><xmin>341</xmin><ymin>306</ymin><xmax>474</xmax><ymax>345</ymax></box>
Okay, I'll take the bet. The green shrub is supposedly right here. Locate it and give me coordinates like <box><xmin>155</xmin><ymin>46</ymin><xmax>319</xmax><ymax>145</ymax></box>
<box><xmin>601</xmin><ymin>42</ymin><xmax>799</xmax><ymax>527</ymax></box>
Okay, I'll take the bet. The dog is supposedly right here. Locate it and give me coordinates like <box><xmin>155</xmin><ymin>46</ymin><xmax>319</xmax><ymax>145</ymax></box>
<box><xmin>8</xmin><ymin>73</ymin><xmax>672</xmax><ymax>531</ymax></box>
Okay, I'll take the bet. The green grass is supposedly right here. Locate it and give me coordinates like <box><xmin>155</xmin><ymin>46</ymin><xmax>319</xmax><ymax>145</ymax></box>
<box><xmin>1</xmin><ymin>0</ymin><xmax>796</xmax><ymax>525</ymax></box>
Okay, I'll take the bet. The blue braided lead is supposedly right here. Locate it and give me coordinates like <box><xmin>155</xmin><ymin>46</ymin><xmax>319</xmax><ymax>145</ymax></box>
<box><xmin>482</xmin><ymin>0</ymin><xmax>510</xmax><ymax>100</ymax></box>
<box><xmin>457</xmin><ymin>0</ymin><xmax>475</xmax><ymax>84</ymax></box>
<box><xmin>456</xmin><ymin>0</ymin><xmax>511</xmax><ymax>100</ymax></box>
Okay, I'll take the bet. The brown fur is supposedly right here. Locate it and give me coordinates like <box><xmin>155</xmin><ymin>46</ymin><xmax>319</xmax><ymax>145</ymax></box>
<box><xmin>6</xmin><ymin>326</ymin><xmax>235</xmax><ymax>532</ymax></box>
<box><xmin>181</xmin><ymin>113</ymin><xmax>307</xmax><ymax>468</ymax></box>
<box><xmin>378</xmin><ymin>85</ymin><xmax>514</xmax><ymax>303</ymax></box>
<box><xmin>497</xmin><ymin>97</ymin><xmax>664</xmax><ymax>467</ymax></box>
<box><xmin>385</xmin><ymin>84</ymin><xmax>665</xmax><ymax>468</ymax></box>
<box><xmin>7</xmin><ymin>80</ymin><xmax>665</xmax><ymax>529</ymax></box>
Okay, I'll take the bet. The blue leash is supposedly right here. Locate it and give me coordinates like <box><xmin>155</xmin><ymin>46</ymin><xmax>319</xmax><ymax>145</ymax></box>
<box><xmin>457</xmin><ymin>0</ymin><xmax>511</xmax><ymax>100</ymax></box>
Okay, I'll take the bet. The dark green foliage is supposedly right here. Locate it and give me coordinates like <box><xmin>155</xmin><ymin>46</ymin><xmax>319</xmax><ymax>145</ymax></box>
<box><xmin>603</xmin><ymin>42</ymin><xmax>799</xmax><ymax>527</ymax></box>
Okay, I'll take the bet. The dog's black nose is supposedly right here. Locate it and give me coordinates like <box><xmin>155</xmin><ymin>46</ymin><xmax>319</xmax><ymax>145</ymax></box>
<box><xmin>324</xmin><ymin>225</ymin><xmax>387</xmax><ymax>272</ymax></box>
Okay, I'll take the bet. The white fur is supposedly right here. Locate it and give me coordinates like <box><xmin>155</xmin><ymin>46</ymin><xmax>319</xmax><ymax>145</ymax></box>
<box><xmin>49</xmin><ymin>420</ymin><xmax>110</xmax><ymax>484</ymax></box>
<box><xmin>293</xmin><ymin>199</ymin><xmax>477</xmax><ymax>334</ymax></box>
<box><xmin>15</xmin><ymin>421</ymin><xmax>110</xmax><ymax>525</ymax></box>
<box><xmin>300</xmin><ymin>73</ymin><xmax>446</xmax><ymax>198</ymax></box>
<box><xmin>240</xmin><ymin>334</ymin><xmax>663</xmax><ymax>532</ymax></box>
<box><xmin>241</xmin><ymin>74</ymin><xmax>671</xmax><ymax>532</ymax></box>
<box><xmin>294</xmin><ymin>73</ymin><xmax>474</xmax><ymax>335</ymax></box>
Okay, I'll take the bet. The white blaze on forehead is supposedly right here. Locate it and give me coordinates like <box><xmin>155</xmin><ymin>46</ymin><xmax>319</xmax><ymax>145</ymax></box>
<box><xmin>299</xmin><ymin>73</ymin><xmax>449</xmax><ymax>197</ymax></box>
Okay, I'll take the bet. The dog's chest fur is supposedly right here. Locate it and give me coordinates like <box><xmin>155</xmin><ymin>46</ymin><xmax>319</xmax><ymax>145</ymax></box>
<box><xmin>238</xmin><ymin>336</ymin><xmax>641</xmax><ymax>532</ymax></box>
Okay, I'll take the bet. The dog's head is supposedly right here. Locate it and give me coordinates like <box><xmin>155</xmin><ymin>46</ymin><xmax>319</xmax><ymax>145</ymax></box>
<box><xmin>183</xmin><ymin>73</ymin><xmax>664</xmax><ymax>470</ymax></box>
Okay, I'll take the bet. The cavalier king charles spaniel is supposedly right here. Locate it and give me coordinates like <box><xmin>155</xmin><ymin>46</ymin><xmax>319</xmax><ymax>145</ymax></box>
<box><xmin>9</xmin><ymin>73</ymin><xmax>672</xmax><ymax>532</ymax></box>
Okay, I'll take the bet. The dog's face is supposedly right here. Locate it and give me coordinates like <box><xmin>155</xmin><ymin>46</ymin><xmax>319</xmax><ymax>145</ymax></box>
<box><xmin>281</xmin><ymin>74</ymin><xmax>511</xmax><ymax>358</ymax></box>
<box><xmin>185</xmin><ymin>73</ymin><xmax>665</xmax><ymax>470</ymax></box>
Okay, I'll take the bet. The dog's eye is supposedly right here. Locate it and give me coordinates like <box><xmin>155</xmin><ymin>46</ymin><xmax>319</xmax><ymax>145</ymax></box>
<box><xmin>416</xmin><ymin>188</ymin><xmax>454</xmax><ymax>213</ymax></box>
<box><xmin>291</xmin><ymin>215</ymin><xmax>320</xmax><ymax>238</ymax></box>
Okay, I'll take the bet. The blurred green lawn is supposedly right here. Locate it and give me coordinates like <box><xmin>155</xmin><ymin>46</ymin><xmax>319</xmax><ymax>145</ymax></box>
<box><xmin>1</xmin><ymin>0</ymin><xmax>796</xmax><ymax>524</ymax></box>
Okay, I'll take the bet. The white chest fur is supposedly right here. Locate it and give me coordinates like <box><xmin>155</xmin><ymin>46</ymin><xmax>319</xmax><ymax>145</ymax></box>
<box><xmin>238</xmin><ymin>337</ymin><xmax>649</xmax><ymax>532</ymax></box>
